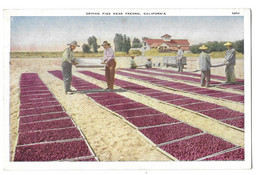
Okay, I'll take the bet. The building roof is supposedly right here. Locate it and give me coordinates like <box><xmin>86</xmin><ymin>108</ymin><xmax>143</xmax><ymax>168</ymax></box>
<box><xmin>144</xmin><ymin>38</ymin><xmax>190</xmax><ymax>47</ymax></box>
<box><xmin>161</xmin><ymin>34</ymin><xmax>171</xmax><ymax>38</ymax></box>
<box><xmin>150</xmin><ymin>42</ymin><xmax>163</xmax><ymax>48</ymax></box>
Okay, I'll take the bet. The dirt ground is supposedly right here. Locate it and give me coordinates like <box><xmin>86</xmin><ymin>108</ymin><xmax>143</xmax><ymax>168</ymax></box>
<box><xmin>9</xmin><ymin>56</ymin><xmax>245</xmax><ymax>161</ymax></box>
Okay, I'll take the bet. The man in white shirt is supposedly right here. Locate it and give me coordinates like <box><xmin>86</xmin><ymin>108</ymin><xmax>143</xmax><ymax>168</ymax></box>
<box><xmin>102</xmin><ymin>41</ymin><xmax>117</xmax><ymax>90</ymax></box>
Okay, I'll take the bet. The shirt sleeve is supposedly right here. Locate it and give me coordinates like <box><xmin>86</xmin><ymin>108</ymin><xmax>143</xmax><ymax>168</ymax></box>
<box><xmin>207</xmin><ymin>55</ymin><xmax>211</xmax><ymax>66</ymax></box>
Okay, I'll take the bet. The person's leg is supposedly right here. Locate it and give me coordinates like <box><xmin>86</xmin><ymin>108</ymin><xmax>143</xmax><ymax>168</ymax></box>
<box><xmin>109</xmin><ymin>60</ymin><xmax>116</xmax><ymax>89</ymax></box>
<box><xmin>68</xmin><ymin>64</ymin><xmax>72</xmax><ymax>90</ymax></box>
<box><xmin>201</xmin><ymin>71</ymin><xmax>206</xmax><ymax>86</ymax></box>
<box><xmin>177</xmin><ymin>60</ymin><xmax>180</xmax><ymax>72</ymax></box>
<box><xmin>229</xmin><ymin>65</ymin><xmax>236</xmax><ymax>83</ymax></box>
<box><xmin>225</xmin><ymin>65</ymin><xmax>230</xmax><ymax>83</ymax></box>
<box><xmin>180</xmin><ymin>59</ymin><xmax>183</xmax><ymax>72</ymax></box>
<box><xmin>206</xmin><ymin>70</ymin><xmax>211</xmax><ymax>87</ymax></box>
<box><xmin>62</xmin><ymin>62</ymin><xmax>71</xmax><ymax>93</ymax></box>
<box><xmin>105</xmin><ymin>64</ymin><xmax>110</xmax><ymax>89</ymax></box>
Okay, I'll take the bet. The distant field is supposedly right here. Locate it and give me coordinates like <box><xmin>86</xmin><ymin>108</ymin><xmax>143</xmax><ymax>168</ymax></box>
<box><xmin>10</xmin><ymin>51</ymin><xmax>102</xmax><ymax>58</ymax></box>
<box><xmin>10</xmin><ymin>49</ymin><xmax>244</xmax><ymax>59</ymax></box>
<box><xmin>10</xmin><ymin>51</ymin><xmax>134</xmax><ymax>58</ymax></box>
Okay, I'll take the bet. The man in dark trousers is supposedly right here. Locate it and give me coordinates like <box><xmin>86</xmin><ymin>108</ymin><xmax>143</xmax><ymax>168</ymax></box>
<box><xmin>61</xmin><ymin>41</ymin><xmax>79</xmax><ymax>94</ymax></box>
<box><xmin>102</xmin><ymin>41</ymin><xmax>117</xmax><ymax>90</ymax></box>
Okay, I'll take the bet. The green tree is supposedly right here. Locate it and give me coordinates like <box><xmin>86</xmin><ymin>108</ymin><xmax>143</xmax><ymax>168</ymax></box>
<box><xmin>190</xmin><ymin>45</ymin><xmax>200</xmax><ymax>54</ymax></box>
<box><xmin>132</xmin><ymin>38</ymin><xmax>142</xmax><ymax>48</ymax></box>
<box><xmin>82</xmin><ymin>44</ymin><xmax>91</xmax><ymax>53</ymax></box>
<box><xmin>114</xmin><ymin>33</ymin><xmax>124</xmax><ymax>52</ymax></box>
<box><xmin>122</xmin><ymin>35</ymin><xmax>127</xmax><ymax>52</ymax></box>
<box><xmin>93</xmin><ymin>42</ymin><xmax>100</xmax><ymax>53</ymax></box>
<box><xmin>114</xmin><ymin>33</ymin><xmax>131</xmax><ymax>53</ymax></box>
<box><xmin>125</xmin><ymin>36</ymin><xmax>131</xmax><ymax>54</ymax></box>
<box><xmin>87</xmin><ymin>37</ymin><xmax>94</xmax><ymax>48</ymax></box>
<box><xmin>233</xmin><ymin>40</ymin><xmax>244</xmax><ymax>54</ymax></box>
<box><xmin>87</xmin><ymin>36</ymin><xmax>99</xmax><ymax>53</ymax></box>
<box><xmin>190</xmin><ymin>40</ymin><xmax>244</xmax><ymax>54</ymax></box>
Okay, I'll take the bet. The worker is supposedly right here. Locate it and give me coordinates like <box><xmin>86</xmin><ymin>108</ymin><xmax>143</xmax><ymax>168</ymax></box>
<box><xmin>145</xmin><ymin>58</ymin><xmax>153</xmax><ymax>68</ymax></box>
<box><xmin>199</xmin><ymin>45</ymin><xmax>211</xmax><ymax>87</ymax></box>
<box><xmin>102</xmin><ymin>41</ymin><xmax>117</xmax><ymax>90</ymax></box>
<box><xmin>130</xmin><ymin>56</ymin><xmax>138</xmax><ymax>69</ymax></box>
<box><xmin>177</xmin><ymin>45</ymin><xmax>184</xmax><ymax>72</ymax></box>
<box><xmin>61</xmin><ymin>41</ymin><xmax>79</xmax><ymax>94</ymax></box>
<box><xmin>224</xmin><ymin>42</ymin><xmax>236</xmax><ymax>84</ymax></box>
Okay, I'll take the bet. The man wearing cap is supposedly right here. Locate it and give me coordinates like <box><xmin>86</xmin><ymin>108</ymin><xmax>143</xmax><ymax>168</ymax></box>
<box><xmin>224</xmin><ymin>42</ymin><xmax>236</xmax><ymax>84</ymax></box>
<box><xmin>176</xmin><ymin>45</ymin><xmax>184</xmax><ymax>72</ymax></box>
<box><xmin>130</xmin><ymin>56</ymin><xmax>138</xmax><ymax>69</ymax></box>
<box><xmin>199</xmin><ymin>45</ymin><xmax>211</xmax><ymax>87</ymax></box>
<box><xmin>102</xmin><ymin>41</ymin><xmax>116</xmax><ymax>90</ymax></box>
<box><xmin>61</xmin><ymin>41</ymin><xmax>79</xmax><ymax>94</ymax></box>
<box><xmin>145</xmin><ymin>58</ymin><xmax>153</xmax><ymax>68</ymax></box>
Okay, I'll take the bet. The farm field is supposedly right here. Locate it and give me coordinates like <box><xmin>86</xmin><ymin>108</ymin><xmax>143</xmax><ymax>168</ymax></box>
<box><xmin>10</xmin><ymin>56</ymin><xmax>245</xmax><ymax>161</ymax></box>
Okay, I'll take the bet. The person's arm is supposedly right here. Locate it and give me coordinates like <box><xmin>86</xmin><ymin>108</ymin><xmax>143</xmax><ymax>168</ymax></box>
<box><xmin>207</xmin><ymin>55</ymin><xmax>211</xmax><ymax>67</ymax></box>
<box><xmin>71</xmin><ymin>59</ymin><xmax>78</xmax><ymax>65</ymax></box>
<box><xmin>70</xmin><ymin>52</ymin><xmax>78</xmax><ymax>65</ymax></box>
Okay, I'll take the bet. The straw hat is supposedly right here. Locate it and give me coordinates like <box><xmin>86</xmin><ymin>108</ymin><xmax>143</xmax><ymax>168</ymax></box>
<box><xmin>67</xmin><ymin>41</ymin><xmax>80</xmax><ymax>47</ymax></box>
<box><xmin>199</xmin><ymin>45</ymin><xmax>208</xmax><ymax>50</ymax></box>
<box><xmin>224</xmin><ymin>42</ymin><xmax>233</xmax><ymax>46</ymax></box>
<box><xmin>147</xmin><ymin>58</ymin><xmax>152</xmax><ymax>60</ymax></box>
<box><xmin>101</xmin><ymin>41</ymin><xmax>110</xmax><ymax>46</ymax></box>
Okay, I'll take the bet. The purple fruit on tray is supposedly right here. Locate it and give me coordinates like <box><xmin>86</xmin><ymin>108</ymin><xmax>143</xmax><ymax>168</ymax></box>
<box><xmin>14</xmin><ymin>140</ymin><xmax>93</xmax><ymax>161</ymax></box>
<box><xmin>204</xmin><ymin>148</ymin><xmax>244</xmax><ymax>161</ymax></box>
<box><xmin>160</xmin><ymin>134</ymin><xmax>235</xmax><ymax>161</ymax></box>
<box><xmin>19</xmin><ymin>118</ymin><xmax>74</xmax><ymax>132</ymax></box>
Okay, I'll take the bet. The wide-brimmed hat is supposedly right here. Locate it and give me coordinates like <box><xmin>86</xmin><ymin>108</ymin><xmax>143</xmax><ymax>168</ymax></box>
<box><xmin>101</xmin><ymin>41</ymin><xmax>110</xmax><ymax>46</ymax></box>
<box><xmin>67</xmin><ymin>41</ymin><xmax>80</xmax><ymax>47</ymax></box>
<box><xmin>177</xmin><ymin>45</ymin><xmax>181</xmax><ymax>48</ymax></box>
<box><xmin>224</xmin><ymin>42</ymin><xmax>233</xmax><ymax>46</ymax></box>
<box><xmin>147</xmin><ymin>57</ymin><xmax>152</xmax><ymax>60</ymax></box>
<box><xmin>199</xmin><ymin>45</ymin><xmax>208</xmax><ymax>50</ymax></box>
<box><xmin>130</xmin><ymin>55</ymin><xmax>135</xmax><ymax>59</ymax></box>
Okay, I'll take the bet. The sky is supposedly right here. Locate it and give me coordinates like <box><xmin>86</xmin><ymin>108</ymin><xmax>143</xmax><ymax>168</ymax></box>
<box><xmin>10</xmin><ymin>16</ymin><xmax>244</xmax><ymax>52</ymax></box>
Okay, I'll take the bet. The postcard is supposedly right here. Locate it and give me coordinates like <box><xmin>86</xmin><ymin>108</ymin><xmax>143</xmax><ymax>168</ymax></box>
<box><xmin>3</xmin><ymin>8</ymin><xmax>251</xmax><ymax>170</ymax></box>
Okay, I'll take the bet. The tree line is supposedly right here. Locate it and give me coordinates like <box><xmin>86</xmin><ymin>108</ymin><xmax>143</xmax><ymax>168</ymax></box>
<box><xmin>82</xmin><ymin>34</ymin><xmax>143</xmax><ymax>53</ymax></box>
<box><xmin>82</xmin><ymin>35</ymin><xmax>244</xmax><ymax>54</ymax></box>
<box><xmin>190</xmin><ymin>40</ymin><xmax>244</xmax><ymax>54</ymax></box>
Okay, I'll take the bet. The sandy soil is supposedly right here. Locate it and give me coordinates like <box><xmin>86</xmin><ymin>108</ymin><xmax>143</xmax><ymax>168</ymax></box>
<box><xmin>9</xmin><ymin>57</ymin><xmax>244</xmax><ymax>161</ymax></box>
